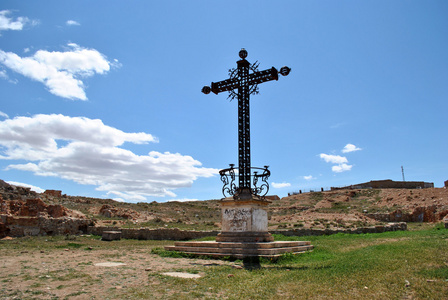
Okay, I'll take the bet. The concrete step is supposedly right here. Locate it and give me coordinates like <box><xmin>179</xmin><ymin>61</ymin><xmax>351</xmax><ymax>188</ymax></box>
<box><xmin>164</xmin><ymin>238</ymin><xmax>314</xmax><ymax>259</ymax></box>
<box><xmin>165</xmin><ymin>245</ymin><xmax>313</xmax><ymax>256</ymax></box>
<box><xmin>172</xmin><ymin>241</ymin><xmax>311</xmax><ymax>249</ymax></box>
<box><xmin>167</xmin><ymin>249</ymin><xmax>313</xmax><ymax>259</ymax></box>
<box><xmin>216</xmin><ymin>232</ymin><xmax>274</xmax><ymax>242</ymax></box>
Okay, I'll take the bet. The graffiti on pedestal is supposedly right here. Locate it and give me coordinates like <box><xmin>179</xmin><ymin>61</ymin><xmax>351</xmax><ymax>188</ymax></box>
<box><xmin>223</xmin><ymin>208</ymin><xmax>251</xmax><ymax>232</ymax></box>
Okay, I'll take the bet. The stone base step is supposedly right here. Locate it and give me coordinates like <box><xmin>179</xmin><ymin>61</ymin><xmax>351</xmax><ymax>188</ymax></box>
<box><xmin>165</xmin><ymin>245</ymin><xmax>313</xmax><ymax>256</ymax></box>
<box><xmin>164</xmin><ymin>240</ymin><xmax>314</xmax><ymax>258</ymax></box>
<box><xmin>216</xmin><ymin>232</ymin><xmax>274</xmax><ymax>242</ymax></box>
<box><xmin>163</xmin><ymin>249</ymin><xmax>312</xmax><ymax>259</ymax></box>
<box><xmin>171</xmin><ymin>240</ymin><xmax>311</xmax><ymax>249</ymax></box>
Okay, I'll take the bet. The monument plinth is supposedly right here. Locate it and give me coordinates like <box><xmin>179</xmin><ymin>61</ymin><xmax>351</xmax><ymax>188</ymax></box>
<box><xmin>165</xmin><ymin>49</ymin><xmax>313</xmax><ymax>259</ymax></box>
<box><xmin>217</xmin><ymin>198</ymin><xmax>273</xmax><ymax>242</ymax></box>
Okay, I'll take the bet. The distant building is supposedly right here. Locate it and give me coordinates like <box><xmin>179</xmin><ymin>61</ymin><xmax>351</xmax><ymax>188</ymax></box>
<box><xmin>331</xmin><ymin>179</ymin><xmax>434</xmax><ymax>190</ymax></box>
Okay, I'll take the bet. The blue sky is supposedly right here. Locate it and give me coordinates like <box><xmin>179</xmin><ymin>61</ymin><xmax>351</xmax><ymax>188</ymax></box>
<box><xmin>0</xmin><ymin>1</ymin><xmax>447</xmax><ymax>202</ymax></box>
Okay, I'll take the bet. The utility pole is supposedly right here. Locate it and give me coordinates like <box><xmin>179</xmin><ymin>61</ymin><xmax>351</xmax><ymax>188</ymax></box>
<box><xmin>401</xmin><ymin>166</ymin><xmax>406</xmax><ymax>181</ymax></box>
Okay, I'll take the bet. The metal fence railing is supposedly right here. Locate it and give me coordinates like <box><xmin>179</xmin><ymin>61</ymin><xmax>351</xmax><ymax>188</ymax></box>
<box><xmin>288</xmin><ymin>187</ymin><xmax>332</xmax><ymax>196</ymax></box>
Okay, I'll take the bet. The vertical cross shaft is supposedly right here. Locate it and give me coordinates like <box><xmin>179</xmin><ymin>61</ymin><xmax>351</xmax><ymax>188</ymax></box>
<box><xmin>237</xmin><ymin>59</ymin><xmax>251</xmax><ymax>191</ymax></box>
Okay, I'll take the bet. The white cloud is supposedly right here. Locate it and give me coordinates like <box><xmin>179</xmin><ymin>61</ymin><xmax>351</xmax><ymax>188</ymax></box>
<box><xmin>0</xmin><ymin>43</ymin><xmax>116</xmax><ymax>100</ymax></box>
<box><xmin>6</xmin><ymin>181</ymin><xmax>45</xmax><ymax>193</ymax></box>
<box><xmin>0</xmin><ymin>114</ymin><xmax>217</xmax><ymax>202</ymax></box>
<box><xmin>332</xmin><ymin>163</ymin><xmax>352</xmax><ymax>173</ymax></box>
<box><xmin>272</xmin><ymin>182</ymin><xmax>291</xmax><ymax>188</ymax></box>
<box><xmin>66</xmin><ymin>20</ymin><xmax>80</xmax><ymax>26</ymax></box>
<box><xmin>303</xmin><ymin>175</ymin><xmax>315</xmax><ymax>181</ymax></box>
<box><xmin>0</xmin><ymin>10</ymin><xmax>36</xmax><ymax>33</ymax></box>
<box><xmin>107</xmin><ymin>191</ymin><xmax>148</xmax><ymax>202</ymax></box>
<box><xmin>342</xmin><ymin>143</ymin><xmax>362</xmax><ymax>153</ymax></box>
<box><xmin>167</xmin><ymin>198</ymin><xmax>199</xmax><ymax>202</ymax></box>
<box><xmin>319</xmin><ymin>153</ymin><xmax>348</xmax><ymax>164</ymax></box>
<box><xmin>320</xmin><ymin>153</ymin><xmax>352</xmax><ymax>173</ymax></box>
<box><xmin>0</xmin><ymin>111</ymin><xmax>8</xmax><ymax>119</ymax></box>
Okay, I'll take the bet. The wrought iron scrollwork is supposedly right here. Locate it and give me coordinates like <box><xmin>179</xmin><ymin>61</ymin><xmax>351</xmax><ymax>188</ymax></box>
<box><xmin>219</xmin><ymin>164</ymin><xmax>270</xmax><ymax>199</ymax></box>
<box><xmin>227</xmin><ymin>60</ymin><xmax>260</xmax><ymax>101</ymax></box>
<box><xmin>252</xmin><ymin>166</ymin><xmax>271</xmax><ymax>197</ymax></box>
<box><xmin>219</xmin><ymin>164</ymin><xmax>237</xmax><ymax>197</ymax></box>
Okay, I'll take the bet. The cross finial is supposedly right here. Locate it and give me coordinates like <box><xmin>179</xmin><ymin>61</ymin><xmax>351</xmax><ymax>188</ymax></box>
<box><xmin>239</xmin><ymin>48</ymin><xmax>248</xmax><ymax>59</ymax></box>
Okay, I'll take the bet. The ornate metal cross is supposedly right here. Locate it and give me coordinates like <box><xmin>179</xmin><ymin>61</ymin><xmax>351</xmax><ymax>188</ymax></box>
<box><xmin>202</xmin><ymin>49</ymin><xmax>290</xmax><ymax>200</ymax></box>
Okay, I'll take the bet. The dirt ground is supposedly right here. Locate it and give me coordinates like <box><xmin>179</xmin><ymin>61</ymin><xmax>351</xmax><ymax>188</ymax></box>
<box><xmin>1</xmin><ymin>185</ymin><xmax>448</xmax><ymax>299</ymax></box>
<box><xmin>0</xmin><ymin>236</ymin><xmax>233</xmax><ymax>299</ymax></box>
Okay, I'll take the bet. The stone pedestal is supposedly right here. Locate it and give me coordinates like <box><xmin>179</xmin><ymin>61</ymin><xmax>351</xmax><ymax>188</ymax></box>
<box><xmin>165</xmin><ymin>197</ymin><xmax>314</xmax><ymax>259</ymax></box>
<box><xmin>217</xmin><ymin>198</ymin><xmax>273</xmax><ymax>242</ymax></box>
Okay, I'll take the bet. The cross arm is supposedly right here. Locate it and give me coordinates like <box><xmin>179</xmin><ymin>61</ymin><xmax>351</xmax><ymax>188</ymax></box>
<box><xmin>201</xmin><ymin>78</ymin><xmax>239</xmax><ymax>95</ymax></box>
<box><xmin>210</xmin><ymin>78</ymin><xmax>239</xmax><ymax>94</ymax></box>
<box><xmin>201</xmin><ymin>66</ymin><xmax>291</xmax><ymax>95</ymax></box>
<box><xmin>247</xmin><ymin>66</ymin><xmax>291</xmax><ymax>86</ymax></box>
<box><xmin>247</xmin><ymin>67</ymin><xmax>279</xmax><ymax>86</ymax></box>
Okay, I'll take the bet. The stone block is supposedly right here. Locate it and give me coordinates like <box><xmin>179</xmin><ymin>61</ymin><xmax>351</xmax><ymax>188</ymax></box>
<box><xmin>216</xmin><ymin>231</ymin><xmax>274</xmax><ymax>242</ymax></box>
<box><xmin>221</xmin><ymin>199</ymin><xmax>270</xmax><ymax>232</ymax></box>
<box><xmin>102</xmin><ymin>231</ymin><xmax>122</xmax><ymax>241</ymax></box>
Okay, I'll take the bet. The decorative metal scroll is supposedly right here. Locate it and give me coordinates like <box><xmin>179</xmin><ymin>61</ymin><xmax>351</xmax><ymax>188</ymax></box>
<box><xmin>226</xmin><ymin>60</ymin><xmax>261</xmax><ymax>101</ymax></box>
<box><xmin>219</xmin><ymin>164</ymin><xmax>271</xmax><ymax>198</ymax></box>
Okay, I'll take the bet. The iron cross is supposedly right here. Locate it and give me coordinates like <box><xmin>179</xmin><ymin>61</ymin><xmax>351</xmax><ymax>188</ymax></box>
<box><xmin>202</xmin><ymin>49</ymin><xmax>290</xmax><ymax>199</ymax></box>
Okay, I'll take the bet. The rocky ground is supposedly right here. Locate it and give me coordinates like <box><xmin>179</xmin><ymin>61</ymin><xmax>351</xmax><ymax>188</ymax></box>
<box><xmin>1</xmin><ymin>178</ymin><xmax>448</xmax><ymax>235</ymax></box>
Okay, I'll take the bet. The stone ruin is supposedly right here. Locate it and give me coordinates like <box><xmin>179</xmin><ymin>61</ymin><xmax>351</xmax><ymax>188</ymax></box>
<box><xmin>44</xmin><ymin>189</ymin><xmax>62</xmax><ymax>197</ymax></box>
<box><xmin>366</xmin><ymin>205</ymin><xmax>448</xmax><ymax>223</ymax></box>
<box><xmin>1</xmin><ymin>197</ymin><xmax>68</xmax><ymax>218</ymax></box>
<box><xmin>0</xmin><ymin>182</ymin><xmax>93</xmax><ymax>238</ymax></box>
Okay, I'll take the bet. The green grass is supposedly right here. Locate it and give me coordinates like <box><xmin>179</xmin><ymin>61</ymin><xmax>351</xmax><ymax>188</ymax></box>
<box><xmin>146</xmin><ymin>223</ymin><xmax>448</xmax><ymax>299</ymax></box>
<box><xmin>1</xmin><ymin>223</ymin><xmax>447</xmax><ymax>299</ymax></box>
<box><xmin>55</xmin><ymin>242</ymin><xmax>84</xmax><ymax>249</ymax></box>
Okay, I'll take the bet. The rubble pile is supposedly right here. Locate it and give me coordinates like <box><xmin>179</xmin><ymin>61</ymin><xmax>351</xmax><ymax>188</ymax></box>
<box><xmin>99</xmin><ymin>204</ymin><xmax>141</xmax><ymax>220</ymax></box>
